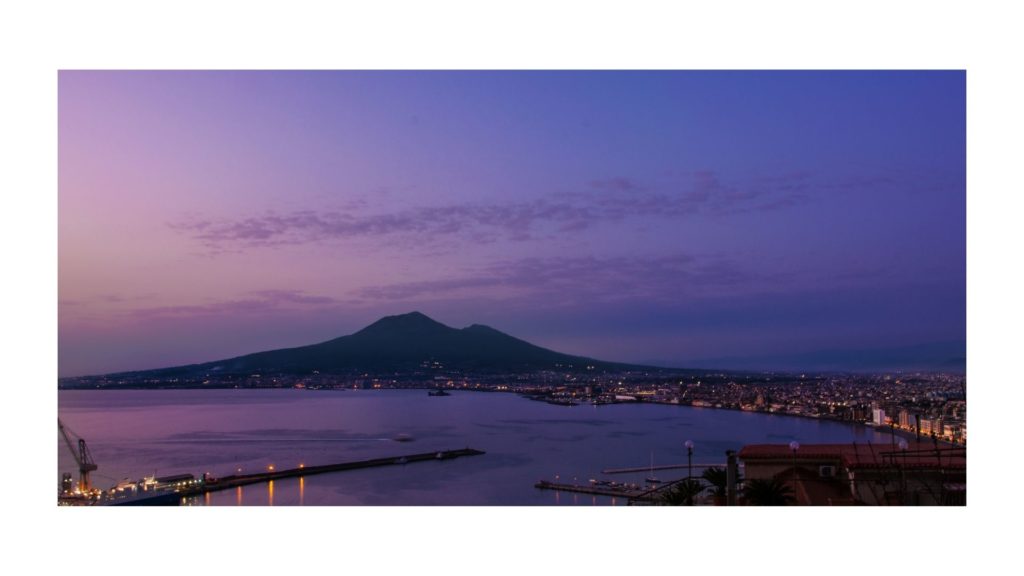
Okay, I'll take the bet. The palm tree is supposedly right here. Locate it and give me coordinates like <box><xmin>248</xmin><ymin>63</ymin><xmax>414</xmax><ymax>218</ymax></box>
<box><xmin>743</xmin><ymin>478</ymin><xmax>795</xmax><ymax>506</ymax></box>
<box><xmin>701</xmin><ymin>466</ymin><xmax>741</xmax><ymax>504</ymax></box>
<box><xmin>660</xmin><ymin>478</ymin><xmax>705</xmax><ymax>506</ymax></box>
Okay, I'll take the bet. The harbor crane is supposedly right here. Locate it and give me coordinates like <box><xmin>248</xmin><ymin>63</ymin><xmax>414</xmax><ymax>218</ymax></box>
<box><xmin>58</xmin><ymin>419</ymin><xmax>98</xmax><ymax>492</ymax></box>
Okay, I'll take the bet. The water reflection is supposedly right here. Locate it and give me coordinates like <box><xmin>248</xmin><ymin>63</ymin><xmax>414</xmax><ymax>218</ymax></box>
<box><xmin>58</xmin><ymin>389</ymin><xmax>901</xmax><ymax>506</ymax></box>
<box><xmin>268</xmin><ymin>480</ymin><xmax>274</xmax><ymax>506</ymax></box>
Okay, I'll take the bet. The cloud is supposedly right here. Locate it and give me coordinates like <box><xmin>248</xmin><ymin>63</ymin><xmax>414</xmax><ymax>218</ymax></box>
<box><xmin>127</xmin><ymin>289</ymin><xmax>340</xmax><ymax>320</ymax></box>
<box><xmin>249</xmin><ymin>289</ymin><xmax>338</xmax><ymax>305</ymax></box>
<box><xmin>169</xmin><ymin>170</ymin><xmax>816</xmax><ymax>252</ymax></box>
<box><xmin>576</xmin><ymin>170</ymin><xmax>814</xmax><ymax>218</ymax></box>
<box><xmin>588</xmin><ymin>176</ymin><xmax>645</xmax><ymax>192</ymax></box>
<box><xmin>171</xmin><ymin>201</ymin><xmax>593</xmax><ymax>249</ymax></box>
<box><xmin>352</xmin><ymin>248</ymin><xmax>900</xmax><ymax>310</ymax></box>
<box><xmin>354</xmin><ymin>253</ymin><xmax>754</xmax><ymax>304</ymax></box>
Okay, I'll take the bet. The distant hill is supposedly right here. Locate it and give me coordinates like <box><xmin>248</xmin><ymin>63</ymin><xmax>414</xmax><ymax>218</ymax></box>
<box><xmin>686</xmin><ymin>340</ymin><xmax>966</xmax><ymax>374</ymax></box>
<box><xmin>100</xmin><ymin>311</ymin><xmax>654</xmax><ymax>379</ymax></box>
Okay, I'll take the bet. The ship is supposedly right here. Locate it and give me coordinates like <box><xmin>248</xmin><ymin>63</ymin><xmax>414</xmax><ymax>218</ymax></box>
<box><xmin>102</xmin><ymin>489</ymin><xmax>182</xmax><ymax>506</ymax></box>
<box><xmin>645</xmin><ymin>452</ymin><xmax>661</xmax><ymax>485</ymax></box>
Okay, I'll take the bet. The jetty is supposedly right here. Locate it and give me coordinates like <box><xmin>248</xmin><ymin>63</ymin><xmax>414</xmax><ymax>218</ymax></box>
<box><xmin>185</xmin><ymin>448</ymin><xmax>485</xmax><ymax>496</ymax></box>
<box><xmin>601</xmin><ymin>462</ymin><xmax>719</xmax><ymax>474</ymax></box>
<box><xmin>533</xmin><ymin>479</ymin><xmax>661</xmax><ymax>503</ymax></box>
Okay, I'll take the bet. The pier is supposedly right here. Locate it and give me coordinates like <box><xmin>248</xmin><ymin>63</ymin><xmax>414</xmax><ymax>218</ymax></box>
<box><xmin>601</xmin><ymin>462</ymin><xmax>720</xmax><ymax>474</ymax></box>
<box><xmin>184</xmin><ymin>448</ymin><xmax>485</xmax><ymax>496</ymax></box>
<box><xmin>534</xmin><ymin>480</ymin><xmax>661</xmax><ymax>503</ymax></box>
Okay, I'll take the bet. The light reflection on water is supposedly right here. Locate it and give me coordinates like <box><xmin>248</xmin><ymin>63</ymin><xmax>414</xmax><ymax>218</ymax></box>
<box><xmin>58</xmin><ymin>389</ymin><xmax>894</xmax><ymax>505</ymax></box>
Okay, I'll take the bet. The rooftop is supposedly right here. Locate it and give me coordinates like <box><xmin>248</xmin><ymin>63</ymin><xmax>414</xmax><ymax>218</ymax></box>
<box><xmin>738</xmin><ymin>443</ymin><xmax>966</xmax><ymax>470</ymax></box>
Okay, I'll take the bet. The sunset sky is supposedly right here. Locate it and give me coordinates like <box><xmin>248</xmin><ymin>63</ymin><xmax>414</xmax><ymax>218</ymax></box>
<box><xmin>58</xmin><ymin>71</ymin><xmax>965</xmax><ymax>376</ymax></box>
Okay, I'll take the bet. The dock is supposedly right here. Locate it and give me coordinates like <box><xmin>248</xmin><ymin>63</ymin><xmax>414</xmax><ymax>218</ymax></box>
<box><xmin>185</xmin><ymin>448</ymin><xmax>485</xmax><ymax>496</ymax></box>
<box><xmin>534</xmin><ymin>480</ymin><xmax>661</xmax><ymax>503</ymax></box>
<box><xmin>601</xmin><ymin>462</ymin><xmax>720</xmax><ymax>474</ymax></box>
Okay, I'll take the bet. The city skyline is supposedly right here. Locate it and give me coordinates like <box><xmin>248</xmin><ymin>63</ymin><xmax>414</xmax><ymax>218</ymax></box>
<box><xmin>59</xmin><ymin>71</ymin><xmax>965</xmax><ymax>376</ymax></box>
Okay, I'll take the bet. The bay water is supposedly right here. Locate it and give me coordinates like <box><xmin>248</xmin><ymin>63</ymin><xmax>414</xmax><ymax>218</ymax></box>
<box><xmin>57</xmin><ymin>389</ymin><xmax>894</xmax><ymax>505</ymax></box>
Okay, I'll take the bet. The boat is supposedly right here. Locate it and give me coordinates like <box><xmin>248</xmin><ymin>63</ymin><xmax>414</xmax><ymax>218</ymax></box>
<box><xmin>428</xmin><ymin>389</ymin><xmax>451</xmax><ymax>396</ymax></box>
<box><xmin>102</xmin><ymin>489</ymin><xmax>182</xmax><ymax>506</ymax></box>
<box><xmin>393</xmin><ymin>433</ymin><xmax>414</xmax><ymax>442</ymax></box>
<box><xmin>59</xmin><ymin>420</ymin><xmax>184</xmax><ymax>506</ymax></box>
<box><xmin>645</xmin><ymin>452</ymin><xmax>661</xmax><ymax>485</ymax></box>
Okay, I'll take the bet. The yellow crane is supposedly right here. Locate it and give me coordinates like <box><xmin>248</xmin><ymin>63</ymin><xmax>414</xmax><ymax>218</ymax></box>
<box><xmin>58</xmin><ymin>419</ymin><xmax>98</xmax><ymax>493</ymax></box>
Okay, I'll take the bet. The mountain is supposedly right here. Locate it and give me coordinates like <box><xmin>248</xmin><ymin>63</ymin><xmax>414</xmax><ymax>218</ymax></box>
<box><xmin>106</xmin><ymin>311</ymin><xmax>649</xmax><ymax>378</ymax></box>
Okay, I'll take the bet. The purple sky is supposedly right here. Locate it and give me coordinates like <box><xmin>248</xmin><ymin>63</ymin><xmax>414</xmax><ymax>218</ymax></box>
<box><xmin>58</xmin><ymin>71</ymin><xmax>965</xmax><ymax>376</ymax></box>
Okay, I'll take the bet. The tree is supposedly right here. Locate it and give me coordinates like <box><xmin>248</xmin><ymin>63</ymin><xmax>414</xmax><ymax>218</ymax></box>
<box><xmin>743</xmin><ymin>478</ymin><xmax>796</xmax><ymax>506</ymax></box>
<box><xmin>701</xmin><ymin>466</ymin><xmax>741</xmax><ymax>504</ymax></box>
<box><xmin>660</xmin><ymin>479</ymin><xmax>705</xmax><ymax>506</ymax></box>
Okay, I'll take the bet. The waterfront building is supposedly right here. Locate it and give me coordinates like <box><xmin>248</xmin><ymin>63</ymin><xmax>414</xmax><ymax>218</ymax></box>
<box><xmin>899</xmin><ymin>409</ymin><xmax>916</xmax><ymax>429</ymax></box>
<box><xmin>920</xmin><ymin>417</ymin><xmax>944</xmax><ymax>437</ymax></box>
<box><xmin>873</xmin><ymin>408</ymin><xmax>887</xmax><ymax>426</ymax></box>
<box><xmin>739</xmin><ymin>443</ymin><xmax>966</xmax><ymax>505</ymax></box>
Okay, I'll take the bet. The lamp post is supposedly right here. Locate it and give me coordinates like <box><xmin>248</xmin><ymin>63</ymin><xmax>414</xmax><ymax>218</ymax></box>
<box><xmin>789</xmin><ymin>441</ymin><xmax>800</xmax><ymax>502</ymax></box>
<box><xmin>898</xmin><ymin>439</ymin><xmax>909</xmax><ymax>505</ymax></box>
<box><xmin>685</xmin><ymin>440</ymin><xmax>694</xmax><ymax>480</ymax></box>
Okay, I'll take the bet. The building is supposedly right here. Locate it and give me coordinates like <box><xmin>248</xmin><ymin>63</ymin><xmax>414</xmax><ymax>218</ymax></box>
<box><xmin>943</xmin><ymin>422</ymin><xmax>964</xmax><ymax>443</ymax></box>
<box><xmin>872</xmin><ymin>408</ymin><xmax>887</xmax><ymax>426</ymax></box>
<box><xmin>738</xmin><ymin>442</ymin><xmax>966</xmax><ymax>505</ymax></box>
<box><xmin>898</xmin><ymin>409</ymin><xmax>916</xmax><ymax>429</ymax></box>
<box><xmin>920</xmin><ymin>417</ymin><xmax>943</xmax><ymax>437</ymax></box>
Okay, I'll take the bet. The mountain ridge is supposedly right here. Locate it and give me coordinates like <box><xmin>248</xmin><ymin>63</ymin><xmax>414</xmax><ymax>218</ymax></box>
<box><xmin>97</xmin><ymin>311</ymin><xmax>655</xmax><ymax>378</ymax></box>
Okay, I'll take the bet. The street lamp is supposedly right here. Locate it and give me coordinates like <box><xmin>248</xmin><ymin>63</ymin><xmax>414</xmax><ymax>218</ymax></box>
<box><xmin>684</xmin><ymin>440</ymin><xmax>694</xmax><ymax>480</ymax></box>
<box><xmin>898</xmin><ymin>439</ymin><xmax>909</xmax><ymax>505</ymax></box>
<box><xmin>789</xmin><ymin>441</ymin><xmax>800</xmax><ymax>501</ymax></box>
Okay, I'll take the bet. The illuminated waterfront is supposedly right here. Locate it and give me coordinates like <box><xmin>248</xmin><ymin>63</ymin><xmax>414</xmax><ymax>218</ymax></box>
<box><xmin>59</xmin><ymin>388</ymin><xmax>902</xmax><ymax>505</ymax></box>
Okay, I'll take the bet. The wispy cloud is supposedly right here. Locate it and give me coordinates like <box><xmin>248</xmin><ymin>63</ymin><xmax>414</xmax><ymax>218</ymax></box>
<box><xmin>169</xmin><ymin>170</ymin><xmax>815</xmax><ymax>252</ymax></box>
<box><xmin>355</xmin><ymin>253</ymin><xmax>754</xmax><ymax>304</ymax></box>
<box><xmin>353</xmin><ymin>248</ymin><xmax>900</xmax><ymax>309</ymax></box>
<box><xmin>127</xmin><ymin>289</ymin><xmax>341</xmax><ymax>320</ymax></box>
<box><xmin>588</xmin><ymin>176</ymin><xmax>646</xmax><ymax>192</ymax></box>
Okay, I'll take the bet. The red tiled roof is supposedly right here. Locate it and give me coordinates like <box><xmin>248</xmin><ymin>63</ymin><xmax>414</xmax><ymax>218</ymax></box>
<box><xmin>739</xmin><ymin>443</ymin><xmax>965</xmax><ymax>470</ymax></box>
<box><xmin>776</xmin><ymin>468</ymin><xmax>860</xmax><ymax>506</ymax></box>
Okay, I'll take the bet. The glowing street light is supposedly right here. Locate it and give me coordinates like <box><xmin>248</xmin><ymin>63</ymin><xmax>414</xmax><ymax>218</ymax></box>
<box><xmin>684</xmin><ymin>440</ymin><xmax>694</xmax><ymax>480</ymax></box>
<box><xmin>898</xmin><ymin>439</ymin><xmax>909</xmax><ymax>504</ymax></box>
<box><xmin>789</xmin><ymin>441</ymin><xmax>800</xmax><ymax>503</ymax></box>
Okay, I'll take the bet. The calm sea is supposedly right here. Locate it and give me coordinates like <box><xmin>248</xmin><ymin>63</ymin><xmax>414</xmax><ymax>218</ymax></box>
<box><xmin>57</xmin><ymin>389</ymin><xmax>894</xmax><ymax>505</ymax></box>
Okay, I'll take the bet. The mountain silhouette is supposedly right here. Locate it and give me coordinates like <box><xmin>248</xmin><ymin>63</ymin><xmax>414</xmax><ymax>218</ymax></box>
<box><xmin>114</xmin><ymin>311</ymin><xmax>646</xmax><ymax>377</ymax></box>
